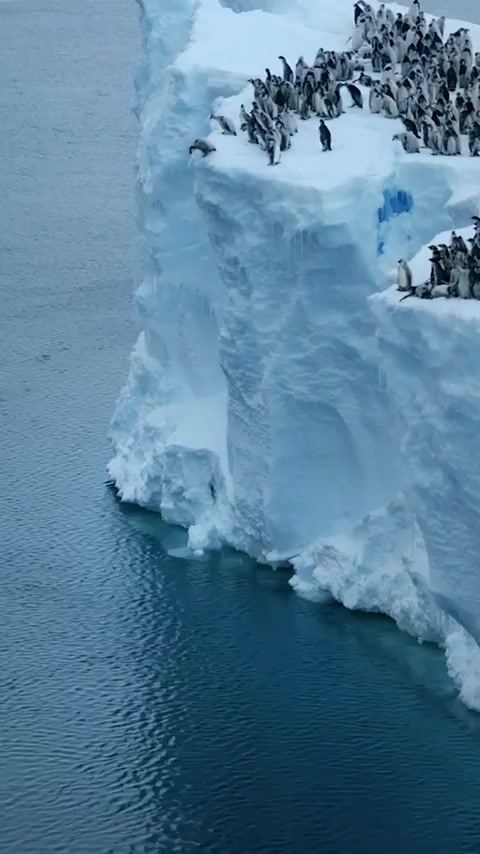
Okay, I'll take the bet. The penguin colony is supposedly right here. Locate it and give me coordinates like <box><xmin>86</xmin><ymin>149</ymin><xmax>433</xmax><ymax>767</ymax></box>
<box><xmin>190</xmin><ymin>0</ymin><xmax>480</xmax><ymax>164</ymax></box>
<box><xmin>397</xmin><ymin>218</ymin><xmax>480</xmax><ymax>301</ymax></box>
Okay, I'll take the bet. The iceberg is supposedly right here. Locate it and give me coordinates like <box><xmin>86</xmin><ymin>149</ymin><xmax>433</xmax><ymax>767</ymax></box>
<box><xmin>109</xmin><ymin>0</ymin><xmax>480</xmax><ymax>706</ymax></box>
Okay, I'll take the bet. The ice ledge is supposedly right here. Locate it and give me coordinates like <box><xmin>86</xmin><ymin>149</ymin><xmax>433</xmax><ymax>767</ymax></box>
<box><xmin>371</xmin><ymin>226</ymin><xmax>480</xmax><ymax>708</ymax></box>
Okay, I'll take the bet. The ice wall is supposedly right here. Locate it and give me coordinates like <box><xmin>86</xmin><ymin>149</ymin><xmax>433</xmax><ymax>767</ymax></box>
<box><xmin>372</xmin><ymin>233</ymin><xmax>480</xmax><ymax>709</ymax></box>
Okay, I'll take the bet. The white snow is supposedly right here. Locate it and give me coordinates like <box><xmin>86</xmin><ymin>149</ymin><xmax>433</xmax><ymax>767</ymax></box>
<box><xmin>110</xmin><ymin>0</ymin><xmax>480</xmax><ymax>707</ymax></box>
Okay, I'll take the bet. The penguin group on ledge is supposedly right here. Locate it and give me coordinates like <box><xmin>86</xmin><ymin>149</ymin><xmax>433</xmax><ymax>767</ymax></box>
<box><xmin>396</xmin><ymin>219</ymin><xmax>480</xmax><ymax>301</ymax></box>
<box><xmin>353</xmin><ymin>0</ymin><xmax>480</xmax><ymax>156</ymax></box>
<box><xmin>190</xmin><ymin>0</ymin><xmax>480</xmax><ymax>166</ymax></box>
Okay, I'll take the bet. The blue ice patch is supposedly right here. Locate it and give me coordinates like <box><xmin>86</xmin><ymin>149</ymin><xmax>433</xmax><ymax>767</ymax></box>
<box><xmin>377</xmin><ymin>188</ymin><xmax>414</xmax><ymax>255</ymax></box>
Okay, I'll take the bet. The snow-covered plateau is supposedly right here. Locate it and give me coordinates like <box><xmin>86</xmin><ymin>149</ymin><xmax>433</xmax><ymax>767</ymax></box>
<box><xmin>110</xmin><ymin>0</ymin><xmax>480</xmax><ymax>707</ymax></box>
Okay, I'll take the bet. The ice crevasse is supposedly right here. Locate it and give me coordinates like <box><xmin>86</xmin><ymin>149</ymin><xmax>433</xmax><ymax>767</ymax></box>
<box><xmin>109</xmin><ymin>0</ymin><xmax>480</xmax><ymax>707</ymax></box>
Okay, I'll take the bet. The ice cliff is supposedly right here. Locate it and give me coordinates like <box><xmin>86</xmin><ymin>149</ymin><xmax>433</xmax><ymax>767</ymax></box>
<box><xmin>110</xmin><ymin>0</ymin><xmax>480</xmax><ymax>707</ymax></box>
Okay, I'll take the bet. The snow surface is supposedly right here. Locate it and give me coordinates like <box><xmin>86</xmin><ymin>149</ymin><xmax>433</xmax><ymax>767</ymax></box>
<box><xmin>110</xmin><ymin>0</ymin><xmax>480</xmax><ymax>706</ymax></box>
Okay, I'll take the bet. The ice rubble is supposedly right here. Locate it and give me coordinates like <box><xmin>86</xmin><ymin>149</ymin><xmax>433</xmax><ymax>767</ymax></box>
<box><xmin>110</xmin><ymin>0</ymin><xmax>480</xmax><ymax>706</ymax></box>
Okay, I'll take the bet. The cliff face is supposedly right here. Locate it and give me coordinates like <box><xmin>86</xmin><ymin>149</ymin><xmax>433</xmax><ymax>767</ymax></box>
<box><xmin>372</xmin><ymin>229</ymin><xmax>480</xmax><ymax>710</ymax></box>
<box><xmin>110</xmin><ymin>0</ymin><xmax>480</xmax><ymax>707</ymax></box>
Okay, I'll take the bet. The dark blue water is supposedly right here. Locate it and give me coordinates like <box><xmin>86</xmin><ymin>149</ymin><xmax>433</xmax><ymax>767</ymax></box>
<box><xmin>3</xmin><ymin>0</ymin><xmax>480</xmax><ymax>852</ymax></box>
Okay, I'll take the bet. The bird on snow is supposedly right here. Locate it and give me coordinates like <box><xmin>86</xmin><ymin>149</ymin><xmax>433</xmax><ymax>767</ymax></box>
<box><xmin>210</xmin><ymin>114</ymin><xmax>237</xmax><ymax>135</ymax></box>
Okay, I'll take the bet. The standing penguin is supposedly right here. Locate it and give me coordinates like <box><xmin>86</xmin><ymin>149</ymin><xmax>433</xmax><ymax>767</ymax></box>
<box><xmin>393</xmin><ymin>131</ymin><xmax>420</xmax><ymax>153</ymax></box>
<box><xmin>295</xmin><ymin>56</ymin><xmax>307</xmax><ymax>84</ymax></box>
<box><xmin>319</xmin><ymin>119</ymin><xmax>332</xmax><ymax>151</ymax></box>
<box><xmin>278</xmin><ymin>56</ymin><xmax>294</xmax><ymax>83</ymax></box>
<box><xmin>344</xmin><ymin>82</ymin><xmax>363</xmax><ymax>108</ymax></box>
<box><xmin>408</xmin><ymin>0</ymin><xmax>421</xmax><ymax>19</ymax></box>
<box><xmin>353</xmin><ymin>2</ymin><xmax>364</xmax><ymax>26</ymax></box>
<box><xmin>397</xmin><ymin>259</ymin><xmax>413</xmax><ymax>291</ymax></box>
<box><xmin>469</xmin><ymin>122</ymin><xmax>480</xmax><ymax>155</ymax></box>
<box><xmin>457</xmin><ymin>264</ymin><xmax>471</xmax><ymax>298</ymax></box>
<box><xmin>369</xmin><ymin>82</ymin><xmax>383</xmax><ymax>113</ymax></box>
<box><xmin>382</xmin><ymin>89</ymin><xmax>399</xmax><ymax>118</ymax></box>
<box><xmin>447</xmin><ymin>63</ymin><xmax>458</xmax><ymax>92</ymax></box>
<box><xmin>275</xmin><ymin>119</ymin><xmax>290</xmax><ymax>151</ymax></box>
<box><xmin>265</xmin><ymin>130</ymin><xmax>281</xmax><ymax>166</ymax></box>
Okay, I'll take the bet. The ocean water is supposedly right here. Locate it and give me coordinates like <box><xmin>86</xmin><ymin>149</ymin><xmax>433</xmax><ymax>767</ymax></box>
<box><xmin>3</xmin><ymin>0</ymin><xmax>480</xmax><ymax>852</ymax></box>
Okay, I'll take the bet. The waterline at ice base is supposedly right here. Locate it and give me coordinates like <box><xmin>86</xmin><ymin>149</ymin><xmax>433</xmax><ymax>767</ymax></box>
<box><xmin>109</xmin><ymin>0</ymin><xmax>480</xmax><ymax>709</ymax></box>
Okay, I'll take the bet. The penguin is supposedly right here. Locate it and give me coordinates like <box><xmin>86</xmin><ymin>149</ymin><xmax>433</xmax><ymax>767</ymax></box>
<box><xmin>319</xmin><ymin>119</ymin><xmax>332</xmax><ymax>151</ymax></box>
<box><xmin>246</xmin><ymin>115</ymin><xmax>261</xmax><ymax>146</ymax></box>
<box><xmin>298</xmin><ymin>91</ymin><xmax>310</xmax><ymax>120</ymax></box>
<box><xmin>274</xmin><ymin>85</ymin><xmax>287</xmax><ymax>109</ymax></box>
<box><xmin>189</xmin><ymin>138</ymin><xmax>216</xmax><ymax>157</ymax></box>
<box><xmin>357</xmin><ymin>73</ymin><xmax>373</xmax><ymax>87</ymax></box>
<box><xmin>376</xmin><ymin>3</ymin><xmax>386</xmax><ymax>26</ymax></box>
<box><xmin>402</xmin><ymin>117</ymin><xmax>420</xmax><ymax>138</ymax></box>
<box><xmin>431</xmin><ymin>254</ymin><xmax>449</xmax><ymax>285</ymax></box>
<box><xmin>386</xmin><ymin>7</ymin><xmax>396</xmax><ymax>27</ymax></box>
<box><xmin>252</xmin><ymin>104</ymin><xmax>271</xmax><ymax>135</ymax></box>
<box><xmin>352</xmin><ymin>18</ymin><xmax>367</xmax><ymax>52</ymax></box>
<box><xmin>469</xmin><ymin>237</ymin><xmax>480</xmax><ymax>261</ymax></box>
<box><xmin>353</xmin><ymin>2</ymin><xmax>364</xmax><ymax>26</ymax></box>
<box><xmin>369</xmin><ymin>82</ymin><xmax>383</xmax><ymax>113</ymax></box>
<box><xmin>239</xmin><ymin>104</ymin><xmax>250</xmax><ymax>130</ymax></box>
<box><xmin>279</xmin><ymin>56</ymin><xmax>294</xmax><ymax>83</ymax></box>
<box><xmin>312</xmin><ymin>84</ymin><xmax>326</xmax><ymax>116</ymax></box>
<box><xmin>281</xmin><ymin>108</ymin><xmax>297</xmax><ymax>136</ymax></box>
<box><xmin>210</xmin><ymin>114</ymin><xmax>236</xmax><ymax>135</ymax></box>
<box><xmin>345</xmin><ymin>83</ymin><xmax>363</xmax><ymax>108</ymax></box>
<box><xmin>469</xmin><ymin>122</ymin><xmax>480</xmax><ymax>156</ymax></box>
<box><xmin>265</xmin><ymin>130</ymin><xmax>280</xmax><ymax>166</ymax></box>
<box><xmin>430</xmin><ymin>283</ymin><xmax>454</xmax><ymax>298</ymax></box>
<box><xmin>383</xmin><ymin>90</ymin><xmax>399</xmax><ymax>118</ymax></box>
<box><xmin>397</xmin><ymin>259</ymin><xmax>413</xmax><ymax>291</ymax></box>
<box><xmin>275</xmin><ymin>119</ymin><xmax>291</xmax><ymax>151</ymax></box>
<box><xmin>457</xmin><ymin>264</ymin><xmax>471</xmax><ymax>298</ymax></box>
<box><xmin>263</xmin><ymin>94</ymin><xmax>278</xmax><ymax>120</ymax></box>
<box><xmin>295</xmin><ymin>56</ymin><xmax>307</xmax><ymax>84</ymax></box>
<box><xmin>447</xmin><ymin>63</ymin><xmax>458</xmax><ymax>92</ymax></box>
<box><xmin>444</xmin><ymin>124</ymin><xmax>461</xmax><ymax>155</ymax></box>
<box><xmin>451</xmin><ymin>232</ymin><xmax>469</xmax><ymax>256</ymax></box>
<box><xmin>459</xmin><ymin>58</ymin><xmax>468</xmax><ymax>89</ymax></box>
<box><xmin>393</xmin><ymin>131</ymin><xmax>420</xmax><ymax>153</ymax></box>
<box><xmin>399</xmin><ymin>282</ymin><xmax>432</xmax><ymax>301</ymax></box>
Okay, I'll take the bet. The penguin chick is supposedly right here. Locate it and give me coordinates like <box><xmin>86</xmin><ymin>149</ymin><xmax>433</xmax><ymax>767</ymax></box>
<box><xmin>278</xmin><ymin>55</ymin><xmax>294</xmax><ymax>83</ymax></box>
<box><xmin>189</xmin><ymin>138</ymin><xmax>216</xmax><ymax>157</ymax></box>
<box><xmin>344</xmin><ymin>82</ymin><xmax>364</xmax><ymax>108</ymax></box>
<box><xmin>319</xmin><ymin>119</ymin><xmax>332</xmax><ymax>151</ymax></box>
<box><xmin>265</xmin><ymin>131</ymin><xmax>281</xmax><ymax>166</ymax></box>
<box><xmin>210</xmin><ymin>114</ymin><xmax>237</xmax><ymax>135</ymax></box>
<box><xmin>393</xmin><ymin>131</ymin><xmax>420</xmax><ymax>153</ymax></box>
<box><xmin>397</xmin><ymin>258</ymin><xmax>413</xmax><ymax>291</ymax></box>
